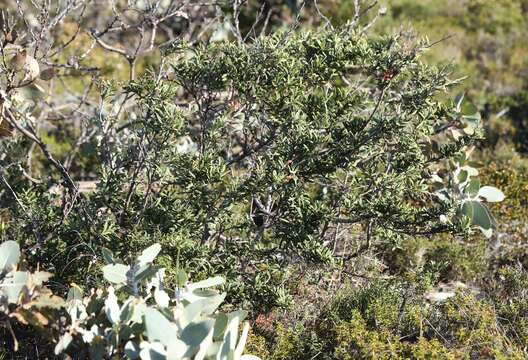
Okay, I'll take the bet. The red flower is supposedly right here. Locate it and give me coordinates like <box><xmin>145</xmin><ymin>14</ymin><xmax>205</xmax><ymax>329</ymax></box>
<box><xmin>383</xmin><ymin>69</ymin><xmax>394</xmax><ymax>81</ymax></box>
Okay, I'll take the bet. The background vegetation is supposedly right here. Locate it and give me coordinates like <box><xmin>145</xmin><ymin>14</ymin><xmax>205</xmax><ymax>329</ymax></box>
<box><xmin>0</xmin><ymin>0</ymin><xmax>526</xmax><ymax>358</ymax></box>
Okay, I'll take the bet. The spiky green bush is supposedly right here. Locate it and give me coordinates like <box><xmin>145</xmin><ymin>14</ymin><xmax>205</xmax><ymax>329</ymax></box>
<box><xmin>0</xmin><ymin>25</ymin><xmax>504</xmax><ymax>311</ymax></box>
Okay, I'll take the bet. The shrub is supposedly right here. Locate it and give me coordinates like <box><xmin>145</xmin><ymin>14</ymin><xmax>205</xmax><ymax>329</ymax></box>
<box><xmin>0</xmin><ymin>20</ymin><xmax>503</xmax><ymax>309</ymax></box>
<box><xmin>0</xmin><ymin>240</ymin><xmax>259</xmax><ymax>359</ymax></box>
<box><xmin>248</xmin><ymin>279</ymin><xmax>528</xmax><ymax>359</ymax></box>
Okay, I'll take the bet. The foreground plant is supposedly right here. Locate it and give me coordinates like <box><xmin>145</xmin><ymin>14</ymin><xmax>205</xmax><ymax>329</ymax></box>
<box><xmin>0</xmin><ymin>240</ymin><xmax>258</xmax><ymax>359</ymax></box>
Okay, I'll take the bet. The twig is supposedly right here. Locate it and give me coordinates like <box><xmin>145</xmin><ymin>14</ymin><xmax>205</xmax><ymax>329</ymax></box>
<box><xmin>1</xmin><ymin>106</ymin><xmax>77</xmax><ymax>193</ymax></box>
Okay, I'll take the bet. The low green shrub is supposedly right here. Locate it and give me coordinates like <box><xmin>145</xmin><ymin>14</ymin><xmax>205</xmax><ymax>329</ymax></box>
<box><xmin>248</xmin><ymin>278</ymin><xmax>528</xmax><ymax>359</ymax></box>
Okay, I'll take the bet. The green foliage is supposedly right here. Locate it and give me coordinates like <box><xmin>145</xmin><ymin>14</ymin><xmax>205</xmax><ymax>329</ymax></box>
<box><xmin>0</xmin><ymin>240</ymin><xmax>64</xmax><ymax>338</ymax></box>
<box><xmin>0</xmin><ymin>240</ymin><xmax>259</xmax><ymax>359</ymax></box>
<box><xmin>1</xmin><ymin>26</ymin><xmax>504</xmax><ymax>312</ymax></box>
<box><xmin>319</xmin><ymin>0</ymin><xmax>528</xmax><ymax>155</ymax></box>
<box><xmin>432</xmin><ymin>147</ymin><xmax>505</xmax><ymax>238</ymax></box>
<box><xmin>0</xmin><ymin>1</ymin><xmax>521</xmax><ymax>358</ymax></box>
<box><xmin>249</xmin><ymin>278</ymin><xmax>528</xmax><ymax>359</ymax></box>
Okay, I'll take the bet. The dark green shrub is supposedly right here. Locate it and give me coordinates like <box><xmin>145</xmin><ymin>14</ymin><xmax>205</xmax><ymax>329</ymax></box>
<box><xmin>1</xmin><ymin>24</ymin><xmax>503</xmax><ymax>311</ymax></box>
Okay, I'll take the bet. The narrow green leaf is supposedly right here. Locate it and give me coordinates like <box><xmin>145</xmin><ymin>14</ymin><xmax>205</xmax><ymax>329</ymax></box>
<box><xmin>457</xmin><ymin>169</ymin><xmax>468</xmax><ymax>184</ymax></box>
<box><xmin>454</xmin><ymin>93</ymin><xmax>464</xmax><ymax>112</ymax></box>
<box><xmin>176</xmin><ymin>270</ymin><xmax>188</xmax><ymax>288</ymax></box>
<box><xmin>213</xmin><ymin>314</ymin><xmax>228</xmax><ymax>340</ymax></box>
<box><xmin>134</xmin><ymin>264</ymin><xmax>159</xmax><ymax>284</ymax></box>
<box><xmin>187</xmin><ymin>276</ymin><xmax>225</xmax><ymax>291</ymax></box>
<box><xmin>101</xmin><ymin>247</ymin><xmax>115</xmax><ymax>265</ymax></box>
